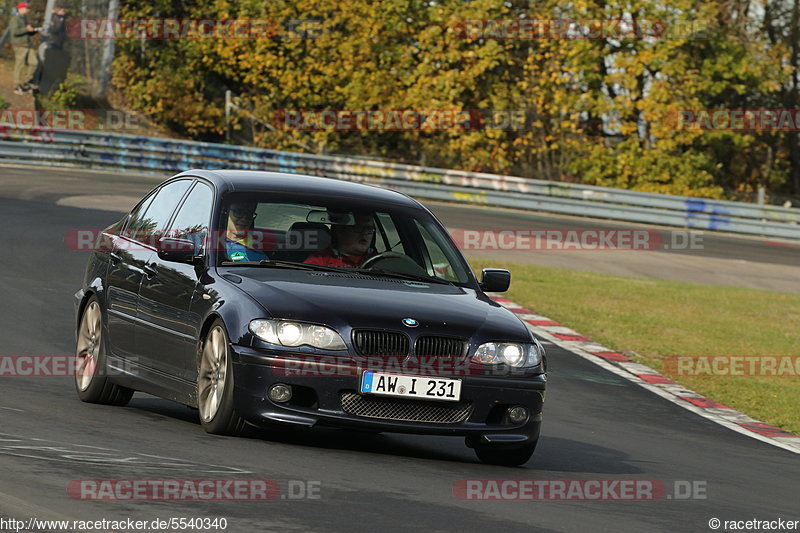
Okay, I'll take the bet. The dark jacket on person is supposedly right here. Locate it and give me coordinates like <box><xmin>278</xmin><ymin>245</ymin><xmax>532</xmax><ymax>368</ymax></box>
<box><xmin>46</xmin><ymin>13</ymin><xmax>67</xmax><ymax>49</ymax></box>
<box><xmin>9</xmin><ymin>13</ymin><xmax>36</xmax><ymax>47</ymax></box>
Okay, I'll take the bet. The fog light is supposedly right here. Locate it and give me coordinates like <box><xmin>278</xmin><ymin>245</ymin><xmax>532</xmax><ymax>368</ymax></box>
<box><xmin>268</xmin><ymin>383</ymin><xmax>292</xmax><ymax>403</ymax></box>
<box><xmin>507</xmin><ymin>405</ymin><xmax>529</xmax><ymax>424</ymax></box>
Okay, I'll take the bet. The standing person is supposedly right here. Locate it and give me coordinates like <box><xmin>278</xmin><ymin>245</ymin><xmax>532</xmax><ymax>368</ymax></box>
<box><xmin>39</xmin><ymin>6</ymin><xmax>69</xmax><ymax>95</ymax></box>
<box><xmin>9</xmin><ymin>2</ymin><xmax>40</xmax><ymax>95</ymax></box>
<box><xmin>46</xmin><ymin>7</ymin><xmax>67</xmax><ymax>48</ymax></box>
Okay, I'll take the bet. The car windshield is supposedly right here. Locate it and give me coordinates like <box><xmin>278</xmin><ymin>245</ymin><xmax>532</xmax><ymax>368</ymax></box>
<box><xmin>217</xmin><ymin>194</ymin><xmax>472</xmax><ymax>285</ymax></box>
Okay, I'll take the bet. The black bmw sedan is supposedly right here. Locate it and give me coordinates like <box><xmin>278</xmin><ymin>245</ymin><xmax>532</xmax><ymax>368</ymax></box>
<box><xmin>74</xmin><ymin>170</ymin><xmax>546</xmax><ymax>465</ymax></box>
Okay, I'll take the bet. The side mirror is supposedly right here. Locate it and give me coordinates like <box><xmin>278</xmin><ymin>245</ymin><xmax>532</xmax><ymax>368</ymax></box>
<box><xmin>480</xmin><ymin>268</ymin><xmax>511</xmax><ymax>292</ymax></box>
<box><xmin>157</xmin><ymin>237</ymin><xmax>198</xmax><ymax>264</ymax></box>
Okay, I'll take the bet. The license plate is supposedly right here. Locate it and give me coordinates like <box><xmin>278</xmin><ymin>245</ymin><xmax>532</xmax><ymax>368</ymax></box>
<box><xmin>360</xmin><ymin>371</ymin><xmax>461</xmax><ymax>402</ymax></box>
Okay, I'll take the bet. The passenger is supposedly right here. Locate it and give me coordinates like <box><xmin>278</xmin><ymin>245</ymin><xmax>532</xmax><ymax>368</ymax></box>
<box><xmin>304</xmin><ymin>212</ymin><xmax>376</xmax><ymax>268</ymax></box>
<box><xmin>225</xmin><ymin>202</ymin><xmax>268</xmax><ymax>262</ymax></box>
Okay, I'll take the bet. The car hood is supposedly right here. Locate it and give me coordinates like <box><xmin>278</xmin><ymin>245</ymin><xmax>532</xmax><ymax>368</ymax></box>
<box><xmin>221</xmin><ymin>268</ymin><xmax>532</xmax><ymax>342</ymax></box>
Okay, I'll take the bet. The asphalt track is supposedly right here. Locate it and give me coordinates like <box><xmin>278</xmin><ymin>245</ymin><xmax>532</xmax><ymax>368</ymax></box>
<box><xmin>0</xmin><ymin>167</ymin><xmax>798</xmax><ymax>532</ymax></box>
<box><xmin>1</xmin><ymin>164</ymin><xmax>797</xmax><ymax>293</ymax></box>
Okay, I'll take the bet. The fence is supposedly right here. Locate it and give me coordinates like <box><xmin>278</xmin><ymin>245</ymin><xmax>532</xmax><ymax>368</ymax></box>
<box><xmin>1</xmin><ymin>124</ymin><xmax>798</xmax><ymax>239</ymax></box>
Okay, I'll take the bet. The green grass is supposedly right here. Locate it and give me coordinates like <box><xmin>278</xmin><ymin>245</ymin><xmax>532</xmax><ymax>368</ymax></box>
<box><xmin>468</xmin><ymin>258</ymin><xmax>800</xmax><ymax>435</ymax></box>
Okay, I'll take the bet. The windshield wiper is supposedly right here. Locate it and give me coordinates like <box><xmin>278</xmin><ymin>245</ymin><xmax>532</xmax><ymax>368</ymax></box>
<box><xmin>221</xmin><ymin>260</ymin><xmax>451</xmax><ymax>283</ymax></box>
<box><xmin>354</xmin><ymin>268</ymin><xmax>450</xmax><ymax>285</ymax></box>
<box><xmin>220</xmin><ymin>260</ymin><xmax>347</xmax><ymax>273</ymax></box>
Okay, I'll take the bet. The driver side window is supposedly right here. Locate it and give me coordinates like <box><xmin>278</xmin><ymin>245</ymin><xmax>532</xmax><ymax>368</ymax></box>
<box><xmin>123</xmin><ymin>193</ymin><xmax>155</xmax><ymax>242</ymax></box>
<box><xmin>413</xmin><ymin>220</ymin><xmax>459</xmax><ymax>282</ymax></box>
<box><xmin>169</xmin><ymin>182</ymin><xmax>214</xmax><ymax>255</ymax></box>
<box><xmin>374</xmin><ymin>212</ymin><xmax>405</xmax><ymax>254</ymax></box>
<box><xmin>124</xmin><ymin>180</ymin><xmax>192</xmax><ymax>245</ymax></box>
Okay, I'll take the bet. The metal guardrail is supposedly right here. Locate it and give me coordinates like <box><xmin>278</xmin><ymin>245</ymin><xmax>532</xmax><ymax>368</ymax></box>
<box><xmin>1</xmin><ymin>124</ymin><xmax>799</xmax><ymax>239</ymax></box>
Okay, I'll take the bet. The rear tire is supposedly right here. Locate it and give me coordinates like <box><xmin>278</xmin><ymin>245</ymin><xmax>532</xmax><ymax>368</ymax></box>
<box><xmin>74</xmin><ymin>297</ymin><xmax>134</xmax><ymax>406</ymax></box>
<box><xmin>474</xmin><ymin>441</ymin><xmax>537</xmax><ymax>466</ymax></box>
<box><xmin>197</xmin><ymin>320</ymin><xmax>248</xmax><ymax>436</ymax></box>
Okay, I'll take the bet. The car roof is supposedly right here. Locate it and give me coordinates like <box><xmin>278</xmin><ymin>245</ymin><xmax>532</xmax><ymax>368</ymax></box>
<box><xmin>175</xmin><ymin>169</ymin><xmax>423</xmax><ymax>208</ymax></box>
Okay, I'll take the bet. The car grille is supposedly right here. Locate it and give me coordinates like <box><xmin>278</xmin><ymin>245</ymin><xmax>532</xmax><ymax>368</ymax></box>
<box><xmin>415</xmin><ymin>336</ymin><xmax>468</xmax><ymax>357</ymax></box>
<box><xmin>340</xmin><ymin>392</ymin><xmax>472</xmax><ymax>424</ymax></box>
<box><xmin>353</xmin><ymin>330</ymin><xmax>409</xmax><ymax>356</ymax></box>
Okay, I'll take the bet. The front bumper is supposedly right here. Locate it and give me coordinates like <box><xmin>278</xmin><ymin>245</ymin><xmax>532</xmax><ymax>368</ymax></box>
<box><xmin>230</xmin><ymin>346</ymin><xmax>546</xmax><ymax>446</ymax></box>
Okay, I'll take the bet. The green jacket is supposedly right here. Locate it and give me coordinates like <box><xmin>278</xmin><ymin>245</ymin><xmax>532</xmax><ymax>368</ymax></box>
<box><xmin>9</xmin><ymin>13</ymin><xmax>35</xmax><ymax>47</ymax></box>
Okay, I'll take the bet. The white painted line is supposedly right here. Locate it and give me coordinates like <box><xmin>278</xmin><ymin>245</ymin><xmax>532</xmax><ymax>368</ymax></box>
<box><xmin>540</xmin><ymin>326</ymin><xmax>581</xmax><ymax>336</ymax></box>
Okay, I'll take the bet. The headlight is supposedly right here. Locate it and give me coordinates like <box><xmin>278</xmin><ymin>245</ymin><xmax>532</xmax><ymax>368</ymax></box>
<box><xmin>528</xmin><ymin>339</ymin><xmax>544</xmax><ymax>367</ymax></box>
<box><xmin>473</xmin><ymin>341</ymin><xmax>544</xmax><ymax>368</ymax></box>
<box><xmin>277</xmin><ymin>322</ymin><xmax>303</xmax><ymax>345</ymax></box>
<box><xmin>249</xmin><ymin>319</ymin><xmax>346</xmax><ymax>350</ymax></box>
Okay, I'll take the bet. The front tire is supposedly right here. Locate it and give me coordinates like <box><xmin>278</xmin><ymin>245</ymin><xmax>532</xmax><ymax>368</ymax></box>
<box><xmin>474</xmin><ymin>441</ymin><xmax>537</xmax><ymax>467</ymax></box>
<box><xmin>197</xmin><ymin>320</ymin><xmax>247</xmax><ymax>436</ymax></box>
<box><xmin>74</xmin><ymin>297</ymin><xmax>134</xmax><ymax>406</ymax></box>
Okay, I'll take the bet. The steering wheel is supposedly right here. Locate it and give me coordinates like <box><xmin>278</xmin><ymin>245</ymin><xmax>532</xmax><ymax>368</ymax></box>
<box><xmin>360</xmin><ymin>252</ymin><xmax>429</xmax><ymax>276</ymax></box>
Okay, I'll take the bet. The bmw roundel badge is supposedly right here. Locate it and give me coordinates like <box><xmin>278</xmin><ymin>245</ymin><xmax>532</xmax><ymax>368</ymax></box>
<box><xmin>402</xmin><ymin>318</ymin><xmax>419</xmax><ymax>328</ymax></box>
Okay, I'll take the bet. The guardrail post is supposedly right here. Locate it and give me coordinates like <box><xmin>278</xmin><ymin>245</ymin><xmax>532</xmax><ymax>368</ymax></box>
<box><xmin>96</xmin><ymin>0</ymin><xmax>119</xmax><ymax>96</ymax></box>
<box><xmin>225</xmin><ymin>90</ymin><xmax>232</xmax><ymax>144</ymax></box>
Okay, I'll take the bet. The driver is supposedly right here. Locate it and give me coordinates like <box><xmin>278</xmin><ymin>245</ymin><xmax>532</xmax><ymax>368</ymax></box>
<box><xmin>304</xmin><ymin>212</ymin><xmax>376</xmax><ymax>268</ymax></box>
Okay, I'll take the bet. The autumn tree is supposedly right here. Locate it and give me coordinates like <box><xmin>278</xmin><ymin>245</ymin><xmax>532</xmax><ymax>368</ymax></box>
<box><xmin>113</xmin><ymin>0</ymin><xmax>797</xmax><ymax>199</ymax></box>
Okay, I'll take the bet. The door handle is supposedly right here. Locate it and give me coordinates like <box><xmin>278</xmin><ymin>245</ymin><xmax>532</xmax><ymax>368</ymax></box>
<box><xmin>143</xmin><ymin>263</ymin><xmax>158</xmax><ymax>278</ymax></box>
